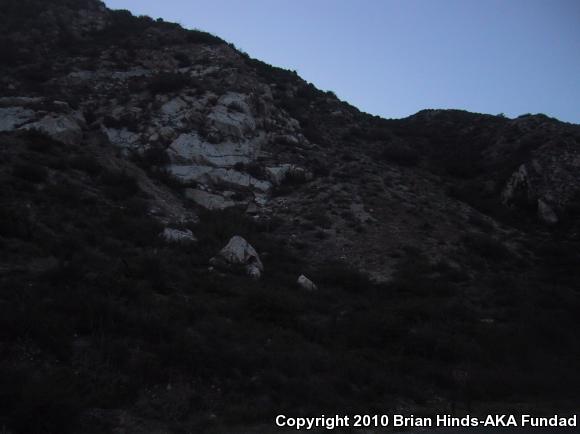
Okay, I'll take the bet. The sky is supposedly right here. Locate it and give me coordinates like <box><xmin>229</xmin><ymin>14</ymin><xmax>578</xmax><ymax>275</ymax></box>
<box><xmin>103</xmin><ymin>0</ymin><xmax>580</xmax><ymax>124</ymax></box>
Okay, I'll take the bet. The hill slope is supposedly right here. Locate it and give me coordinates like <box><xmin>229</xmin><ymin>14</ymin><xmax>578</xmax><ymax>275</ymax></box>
<box><xmin>1</xmin><ymin>1</ymin><xmax>579</xmax><ymax>432</ymax></box>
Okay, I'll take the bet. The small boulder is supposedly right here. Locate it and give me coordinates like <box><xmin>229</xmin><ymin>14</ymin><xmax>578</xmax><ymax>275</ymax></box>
<box><xmin>297</xmin><ymin>274</ymin><xmax>317</xmax><ymax>291</ymax></box>
<box><xmin>210</xmin><ymin>236</ymin><xmax>263</xmax><ymax>279</ymax></box>
<box><xmin>161</xmin><ymin>228</ymin><xmax>196</xmax><ymax>243</ymax></box>
<box><xmin>538</xmin><ymin>199</ymin><xmax>558</xmax><ymax>225</ymax></box>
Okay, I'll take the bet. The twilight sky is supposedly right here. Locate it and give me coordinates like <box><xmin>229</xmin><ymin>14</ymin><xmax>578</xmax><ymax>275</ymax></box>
<box><xmin>103</xmin><ymin>0</ymin><xmax>580</xmax><ymax>123</ymax></box>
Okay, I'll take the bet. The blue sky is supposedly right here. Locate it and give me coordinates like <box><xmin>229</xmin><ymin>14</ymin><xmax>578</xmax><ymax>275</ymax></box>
<box><xmin>103</xmin><ymin>0</ymin><xmax>580</xmax><ymax>123</ymax></box>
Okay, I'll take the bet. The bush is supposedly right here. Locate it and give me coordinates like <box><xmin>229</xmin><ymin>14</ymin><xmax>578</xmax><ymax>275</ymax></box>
<box><xmin>463</xmin><ymin>233</ymin><xmax>510</xmax><ymax>261</ymax></box>
<box><xmin>381</xmin><ymin>143</ymin><xmax>420</xmax><ymax>166</ymax></box>
<box><xmin>100</xmin><ymin>170</ymin><xmax>141</xmax><ymax>201</ymax></box>
<box><xmin>315</xmin><ymin>261</ymin><xmax>372</xmax><ymax>293</ymax></box>
<box><xmin>148</xmin><ymin>72</ymin><xmax>191</xmax><ymax>94</ymax></box>
<box><xmin>233</xmin><ymin>162</ymin><xmax>267</xmax><ymax>180</ymax></box>
<box><xmin>186</xmin><ymin>29</ymin><xmax>224</xmax><ymax>45</ymax></box>
<box><xmin>134</xmin><ymin>146</ymin><xmax>170</xmax><ymax>169</ymax></box>
<box><xmin>0</xmin><ymin>367</ymin><xmax>82</xmax><ymax>434</ymax></box>
<box><xmin>12</xmin><ymin>162</ymin><xmax>48</xmax><ymax>183</ymax></box>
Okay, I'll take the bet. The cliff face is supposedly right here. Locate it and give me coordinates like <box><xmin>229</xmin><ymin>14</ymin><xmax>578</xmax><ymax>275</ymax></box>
<box><xmin>1</xmin><ymin>1</ymin><xmax>579</xmax><ymax>432</ymax></box>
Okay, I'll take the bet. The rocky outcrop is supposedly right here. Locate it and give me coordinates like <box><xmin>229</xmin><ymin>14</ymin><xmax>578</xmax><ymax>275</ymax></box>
<box><xmin>168</xmin><ymin>132</ymin><xmax>261</xmax><ymax>167</ymax></box>
<box><xmin>0</xmin><ymin>99</ymin><xmax>84</xmax><ymax>145</ymax></box>
<box><xmin>210</xmin><ymin>236</ymin><xmax>263</xmax><ymax>279</ymax></box>
<box><xmin>297</xmin><ymin>275</ymin><xmax>317</xmax><ymax>291</ymax></box>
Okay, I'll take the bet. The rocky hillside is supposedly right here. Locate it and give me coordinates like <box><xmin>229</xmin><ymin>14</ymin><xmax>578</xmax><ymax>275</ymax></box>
<box><xmin>1</xmin><ymin>1</ymin><xmax>579</xmax><ymax>433</ymax></box>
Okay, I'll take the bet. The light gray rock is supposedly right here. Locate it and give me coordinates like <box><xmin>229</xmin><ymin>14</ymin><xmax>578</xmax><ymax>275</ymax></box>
<box><xmin>169</xmin><ymin>132</ymin><xmax>259</xmax><ymax>167</ymax></box>
<box><xmin>0</xmin><ymin>107</ymin><xmax>37</xmax><ymax>131</ymax></box>
<box><xmin>205</xmin><ymin>92</ymin><xmax>256</xmax><ymax>139</ymax></box>
<box><xmin>161</xmin><ymin>228</ymin><xmax>197</xmax><ymax>243</ymax></box>
<box><xmin>103</xmin><ymin>126</ymin><xmax>141</xmax><ymax>148</ymax></box>
<box><xmin>210</xmin><ymin>235</ymin><xmax>264</xmax><ymax>279</ymax></box>
<box><xmin>537</xmin><ymin>199</ymin><xmax>558</xmax><ymax>225</ymax></box>
<box><xmin>185</xmin><ymin>188</ymin><xmax>236</xmax><ymax>210</ymax></box>
<box><xmin>20</xmin><ymin>114</ymin><xmax>83</xmax><ymax>145</ymax></box>
<box><xmin>502</xmin><ymin>164</ymin><xmax>530</xmax><ymax>205</ymax></box>
<box><xmin>171</xmin><ymin>165</ymin><xmax>271</xmax><ymax>193</ymax></box>
<box><xmin>297</xmin><ymin>275</ymin><xmax>317</xmax><ymax>291</ymax></box>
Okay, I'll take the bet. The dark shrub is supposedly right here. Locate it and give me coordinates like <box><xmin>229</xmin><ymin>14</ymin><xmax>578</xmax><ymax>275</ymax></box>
<box><xmin>381</xmin><ymin>143</ymin><xmax>420</xmax><ymax>166</ymax></box>
<box><xmin>135</xmin><ymin>146</ymin><xmax>170</xmax><ymax>169</ymax></box>
<box><xmin>463</xmin><ymin>233</ymin><xmax>510</xmax><ymax>261</ymax></box>
<box><xmin>173</xmin><ymin>52</ymin><xmax>191</xmax><ymax>67</ymax></box>
<box><xmin>305</xmin><ymin>211</ymin><xmax>332</xmax><ymax>229</ymax></box>
<box><xmin>0</xmin><ymin>367</ymin><xmax>82</xmax><ymax>434</ymax></box>
<box><xmin>100</xmin><ymin>170</ymin><xmax>141</xmax><ymax>201</ymax></box>
<box><xmin>315</xmin><ymin>261</ymin><xmax>372</xmax><ymax>293</ymax></box>
<box><xmin>12</xmin><ymin>162</ymin><xmax>48</xmax><ymax>183</ymax></box>
<box><xmin>69</xmin><ymin>154</ymin><xmax>102</xmax><ymax>175</ymax></box>
<box><xmin>233</xmin><ymin>162</ymin><xmax>267</xmax><ymax>180</ymax></box>
<box><xmin>186</xmin><ymin>29</ymin><xmax>224</xmax><ymax>45</ymax></box>
<box><xmin>148</xmin><ymin>72</ymin><xmax>191</xmax><ymax>94</ymax></box>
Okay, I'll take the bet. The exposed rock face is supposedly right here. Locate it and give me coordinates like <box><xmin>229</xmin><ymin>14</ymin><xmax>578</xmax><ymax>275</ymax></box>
<box><xmin>161</xmin><ymin>228</ymin><xmax>197</xmax><ymax>243</ymax></box>
<box><xmin>0</xmin><ymin>99</ymin><xmax>84</xmax><ymax>145</ymax></box>
<box><xmin>168</xmin><ymin>132</ymin><xmax>260</xmax><ymax>167</ymax></box>
<box><xmin>297</xmin><ymin>275</ymin><xmax>317</xmax><ymax>291</ymax></box>
<box><xmin>210</xmin><ymin>236</ymin><xmax>264</xmax><ymax>278</ymax></box>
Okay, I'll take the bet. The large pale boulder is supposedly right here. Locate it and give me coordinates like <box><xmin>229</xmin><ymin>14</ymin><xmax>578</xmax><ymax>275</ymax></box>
<box><xmin>210</xmin><ymin>236</ymin><xmax>263</xmax><ymax>279</ymax></box>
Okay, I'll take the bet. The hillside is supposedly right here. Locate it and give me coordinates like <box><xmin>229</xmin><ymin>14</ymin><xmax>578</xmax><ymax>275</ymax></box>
<box><xmin>1</xmin><ymin>1</ymin><xmax>579</xmax><ymax>433</ymax></box>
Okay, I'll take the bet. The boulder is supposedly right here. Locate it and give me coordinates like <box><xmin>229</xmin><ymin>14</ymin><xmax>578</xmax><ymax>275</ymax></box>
<box><xmin>537</xmin><ymin>199</ymin><xmax>558</xmax><ymax>225</ymax></box>
<box><xmin>297</xmin><ymin>275</ymin><xmax>317</xmax><ymax>291</ymax></box>
<box><xmin>161</xmin><ymin>228</ymin><xmax>197</xmax><ymax>243</ymax></box>
<box><xmin>210</xmin><ymin>236</ymin><xmax>263</xmax><ymax>279</ymax></box>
